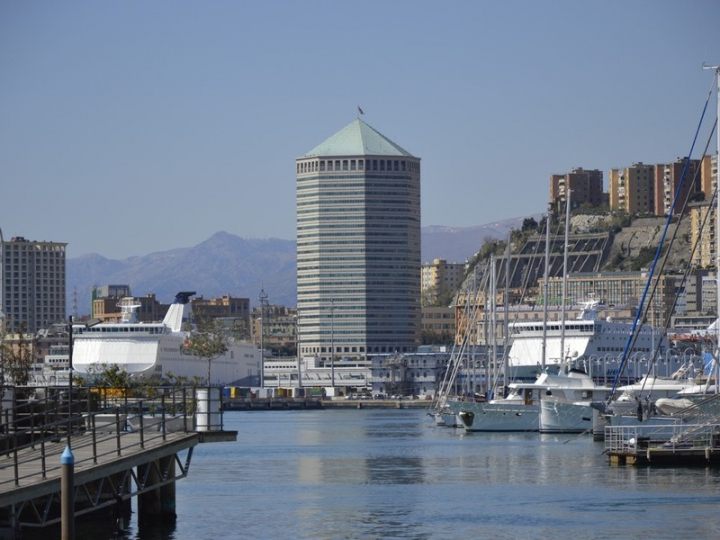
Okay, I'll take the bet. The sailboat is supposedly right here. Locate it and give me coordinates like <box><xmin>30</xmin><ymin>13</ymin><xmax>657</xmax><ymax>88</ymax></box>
<box><xmin>455</xmin><ymin>204</ymin><xmax>563</xmax><ymax>433</ymax></box>
<box><xmin>429</xmin><ymin>264</ymin><xmax>488</xmax><ymax>428</ymax></box>
<box><xmin>598</xmin><ymin>64</ymin><xmax>720</xmax><ymax>441</ymax></box>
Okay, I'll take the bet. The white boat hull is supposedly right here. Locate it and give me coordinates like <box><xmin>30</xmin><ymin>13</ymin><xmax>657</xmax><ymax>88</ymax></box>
<box><xmin>540</xmin><ymin>400</ymin><xmax>596</xmax><ymax>434</ymax></box>
<box><xmin>450</xmin><ymin>401</ymin><xmax>539</xmax><ymax>432</ymax></box>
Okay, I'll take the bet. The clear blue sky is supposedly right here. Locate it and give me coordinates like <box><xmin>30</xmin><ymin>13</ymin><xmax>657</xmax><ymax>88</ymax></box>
<box><xmin>1</xmin><ymin>1</ymin><xmax>719</xmax><ymax>259</ymax></box>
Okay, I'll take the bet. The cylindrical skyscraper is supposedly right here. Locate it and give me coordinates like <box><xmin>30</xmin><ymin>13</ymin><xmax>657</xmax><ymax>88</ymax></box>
<box><xmin>296</xmin><ymin>119</ymin><xmax>421</xmax><ymax>361</ymax></box>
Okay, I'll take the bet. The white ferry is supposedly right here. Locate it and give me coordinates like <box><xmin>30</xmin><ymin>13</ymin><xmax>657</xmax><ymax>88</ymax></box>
<box><xmin>506</xmin><ymin>300</ymin><xmax>678</xmax><ymax>382</ymax></box>
<box><xmin>72</xmin><ymin>292</ymin><xmax>261</xmax><ymax>386</ymax></box>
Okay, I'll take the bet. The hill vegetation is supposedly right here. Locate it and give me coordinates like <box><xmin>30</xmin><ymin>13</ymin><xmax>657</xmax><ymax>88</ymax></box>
<box><xmin>441</xmin><ymin>208</ymin><xmax>692</xmax><ymax>305</ymax></box>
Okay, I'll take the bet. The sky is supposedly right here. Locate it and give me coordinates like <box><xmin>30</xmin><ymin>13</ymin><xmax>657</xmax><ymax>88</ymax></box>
<box><xmin>1</xmin><ymin>0</ymin><xmax>719</xmax><ymax>260</ymax></box>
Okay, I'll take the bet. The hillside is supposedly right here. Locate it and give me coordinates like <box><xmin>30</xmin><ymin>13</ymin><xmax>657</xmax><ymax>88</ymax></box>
<box><xmin>595</xmin><ymin>217</ymin><xmax>691</xmax><ymax>273</ymax></box>
<box><xmin>458</xmin><ymin>212</ymin><xmax>694</xmax><ymax>297</ymax></box>
<box><xmin>67</xmin><ymin>214</ymin><xmax>690</xmax><ymax>316</ymax></box>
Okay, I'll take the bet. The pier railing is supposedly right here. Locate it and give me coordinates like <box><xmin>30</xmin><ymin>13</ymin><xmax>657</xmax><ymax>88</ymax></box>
<box><xmin>605</xmin><ymin>422</ymin><xmax>720</xmax><ymax>454</ymax></box>
<box><xmin>0</xmin><ymin>385</ymin><xmax>219</xmax><ymax>490</ymax></box>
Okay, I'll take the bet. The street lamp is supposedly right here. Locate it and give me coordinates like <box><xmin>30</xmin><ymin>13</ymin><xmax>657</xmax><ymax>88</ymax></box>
<box><xmin>259</xmin><ymin>288</ymin><xmax>268</xmax><ymax>388</ymax></box>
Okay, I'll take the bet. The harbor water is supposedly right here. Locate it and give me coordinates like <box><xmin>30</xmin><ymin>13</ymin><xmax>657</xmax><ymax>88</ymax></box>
<box><xmin>78</xmin><ymin>408</ymin><xmax>720</xmax><ymax>540</ymax></box>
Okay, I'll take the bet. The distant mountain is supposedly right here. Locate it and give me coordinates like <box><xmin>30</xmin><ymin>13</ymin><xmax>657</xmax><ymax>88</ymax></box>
<box><xmin>68</xmin><ymin>220</ymin><xmax>531</xmax><ymax>315</ymax></box>
<box><xmin>421</xmin><ymin>216</ymin><xmax>535</xmax><ymax>263</ymax></box>
<box><xmin>68</xmin><ymin>232</ymin><xmax>296</xmax><ymax>315</ymax></box>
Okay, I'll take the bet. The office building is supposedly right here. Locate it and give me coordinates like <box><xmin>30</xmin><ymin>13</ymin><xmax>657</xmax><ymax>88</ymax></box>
<box><xmin>296</xmin><ymin>119</ymin><xmax>421</xmax><ymax>360</ymax></box>
<box><xmin>0</xmin><ymin>235</ymin><xmax>66</xmax><ymax>333</ymax></box>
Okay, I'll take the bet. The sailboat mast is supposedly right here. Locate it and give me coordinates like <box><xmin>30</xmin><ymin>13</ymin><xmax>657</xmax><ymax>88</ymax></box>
<box><xmin>560</xmin><ymin>189</ymin><xmax>571</xmax><ymax>367</ymax></box>
<box><xmin>541</xmin><ymin>206</ymin><xmax>551</xmax><ymax>369</ymax></box>
<box><xmin>503</xmin><ymin>236</ymin><xmax>510</xmax><ymax>386</ymax></box>
<box><xmin>490</xmin><ymin>253</ymin><xmax>497</xmax><ymax>387</ymax></box>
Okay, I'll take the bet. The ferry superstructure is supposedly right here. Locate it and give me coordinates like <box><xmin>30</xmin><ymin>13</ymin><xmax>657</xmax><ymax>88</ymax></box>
<box><xmin>72</xmin><ymin>292</ymin><xmax>261</xmax><ymax>386</ymax></box>
<box><xmin>506</xmin><ymin>301</ymin><xmax>675</xmax><ymax>382</ymax></box>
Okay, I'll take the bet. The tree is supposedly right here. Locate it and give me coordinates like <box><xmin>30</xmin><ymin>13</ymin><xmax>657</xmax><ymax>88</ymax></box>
<box><xmin>182</xmin><ymin>315</ymin><xmax>230</xmax><ymax>385</ymax></box>
<box><xmin>0</xmin><ymin>323</ymin><xmax>34</xmax><ymax>386</ymax></box>
<box><xmin>521</xmin><ymin>217</ymin><xmax>538</xmax><ymax>232</ymax></box>
<box><xmin>420</xmin><ymin>329</ymin><xmax>454</xmax><ymax>345</ymax></box>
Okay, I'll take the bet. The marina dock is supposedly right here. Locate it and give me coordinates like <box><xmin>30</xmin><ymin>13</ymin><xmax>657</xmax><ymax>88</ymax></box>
<box><xmin>0</xmin><ymin>386</ymin><xmax>235</xmax><ymax>539</ymax></box>
<box><xmin>605</xmin><ymin>423</ymin><xmax>720</xmax><ymax>466</ymax></box>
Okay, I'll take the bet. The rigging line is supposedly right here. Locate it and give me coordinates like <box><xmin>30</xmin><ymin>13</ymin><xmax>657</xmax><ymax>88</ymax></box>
<box><xmin>609</xmin><ymin>75</ymin><xmax>717</xmax><ymax>400</ymax></box>
<box><xmin>624</xmin><ymin>117</ymin><xmax>716</xmax><ymax>372</ymax></box>
<box><xmin>627</xmin><ymin>113</ymin><xmax>719</xmax><ymax>383</ymax></box>
<box><xmin>636</xmin><ymin>116</ymin><xmax>718</xmax><ymax>395</ymax></box>
<box><xmin>644</xmin><ymin>118</ymin><xmax>718</xmax><ymax>380</ymax></box>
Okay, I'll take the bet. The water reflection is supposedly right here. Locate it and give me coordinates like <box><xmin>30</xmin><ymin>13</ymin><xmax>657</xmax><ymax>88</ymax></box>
<box><xmin>52</xmin><ymin>409</ymin><xmax>720</xmax><ymax>540</ymax></box>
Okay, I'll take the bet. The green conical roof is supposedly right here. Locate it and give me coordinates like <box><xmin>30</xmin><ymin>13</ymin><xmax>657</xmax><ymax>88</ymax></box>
<box><xmin>304</xmin><ymin>119</ymin><xmax>415</xmax><ymax>158</ymax></box>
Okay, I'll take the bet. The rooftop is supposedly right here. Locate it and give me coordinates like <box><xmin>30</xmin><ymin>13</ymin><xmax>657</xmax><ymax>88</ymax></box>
<box><xmin>303</xmin><ymin>118</ymin><xmax>415</xmax><ymax>158</ymax></box>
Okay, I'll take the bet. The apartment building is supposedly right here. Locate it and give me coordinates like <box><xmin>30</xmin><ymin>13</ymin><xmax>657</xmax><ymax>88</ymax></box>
<box><xmin>653</xmin><ymin>157</ymin><xmax>702</xmax><ymax>216</ymax></box>
<box><xmin>689</xmin><ymin>200</ymin><xmax>716</xmax><ymax>269</ymax></box>
<box><xmin>550</xmin><ymin>167</ymin><xmax>604</xmax><ymax>210</ymax></box>
<box><xmin>701</xmin><ymin>153</ymin><xmax>718</xmax><ymax>201</ymax></box>
<box><xmin>609</xmin><ymin>163</ymin><xmax>655</xmax><ymax>214</ymax></box>
<box><xmin>421</xmin><ymin>258</ymin><xmax>465</xmax><ymax>305</ymax></box>
<box><xmin>0</xmin><ymin>235</ymin><xmax>66</xmax><ymax>333</ymax></box>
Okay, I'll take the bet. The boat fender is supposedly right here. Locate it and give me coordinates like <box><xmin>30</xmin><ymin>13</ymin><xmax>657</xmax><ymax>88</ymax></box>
<box><xmin>637</xmin><ymin>400</ymin><xmax>643</xmax><ymax>422</ymax></box>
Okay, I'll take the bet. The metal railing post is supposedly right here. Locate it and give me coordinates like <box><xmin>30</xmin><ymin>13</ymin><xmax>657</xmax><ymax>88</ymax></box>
<box><xmin>182</xmin><ymin>387</ymin><xmax>187</xmax><ymax>432</ymax></box>
<box><xmin>139</xmin><ymin>401</ymin><xmax>144</xmax><ymax>449</ymax></box>
<box><xmin>30</xmin><ymin>407</ymin><xmax>36</xmax><ymax>450</ymax></box>
<box><xmin>91</xmin><ymin>414</ymin><xmax>98</xmax><ymax>464</ymax></box>
<box><xmin>115</xmin><ymin>406</ymin><xmax>122</xmax><ymax>456</ymax></box>
<box><xmin>161</xmin><ymin>393</ymin><xmax>166</xmax><ymax>441</ymax></box>
<box><xmin>41</xmin><ymin>437</ymin><xmax>47</xmax><ymax>479</ymax></box>
<box><xmin>13</xmin><ymin>433</ymin><xmax>19</xmax><ymax>487</ymax></box>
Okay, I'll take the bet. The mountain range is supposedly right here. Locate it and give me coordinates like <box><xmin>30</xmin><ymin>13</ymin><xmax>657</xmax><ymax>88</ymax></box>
<box><xmin>67</xmin><ymin>217</ymin><xmax>529</xmax><ymax>315</ymax></box>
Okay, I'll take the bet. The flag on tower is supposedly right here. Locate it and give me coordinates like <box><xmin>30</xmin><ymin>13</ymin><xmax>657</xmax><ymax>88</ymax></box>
<box><xmin>357</xmin><ymin>106</ymin><xmax>364</xmax><ymax>115</ymax></box>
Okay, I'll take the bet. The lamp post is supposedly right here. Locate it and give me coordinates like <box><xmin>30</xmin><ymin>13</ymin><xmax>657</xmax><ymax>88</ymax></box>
<box><xmin>259</xmin><ymin>288</ymin><xmax>268</xmax><ymax>388</ymax></box>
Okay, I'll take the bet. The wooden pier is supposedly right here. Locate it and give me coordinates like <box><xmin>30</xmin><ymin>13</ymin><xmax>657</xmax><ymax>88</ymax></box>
<box><xmin>0</xmin><ymin>386</ymin><xmax>235</xmax><ymax>539</ymax></box>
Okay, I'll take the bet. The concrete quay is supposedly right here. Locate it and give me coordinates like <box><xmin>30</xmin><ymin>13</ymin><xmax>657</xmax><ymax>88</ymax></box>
<box><xmin>223</xmin><ymin>397</ymin><xmax>430</xmax><ymax>411</ymax></box>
